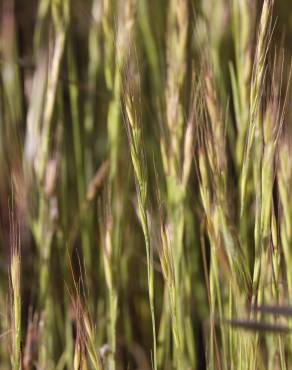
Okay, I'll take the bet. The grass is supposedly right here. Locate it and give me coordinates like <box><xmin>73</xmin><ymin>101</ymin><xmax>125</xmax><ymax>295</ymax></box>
<box><xmin>0</xmin><ymin>0</ymin><xmax>292</xmax><ymax>369</ymax></box>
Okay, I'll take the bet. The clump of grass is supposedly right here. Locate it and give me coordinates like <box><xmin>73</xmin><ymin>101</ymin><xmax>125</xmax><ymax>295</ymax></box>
<box><xmin>0</xmin><ymin>0</ymin><xmax>292</xmax><ymax>369</ymax></box>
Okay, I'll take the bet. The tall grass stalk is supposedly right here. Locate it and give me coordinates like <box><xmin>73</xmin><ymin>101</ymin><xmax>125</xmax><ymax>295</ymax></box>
<box><xmin>159</xmin><ymin>1</ymin><xmax>193</xmax><ymax>367</ymax></box>
<box><xmin>10</xmin><ymin>217</ymin><xmax>21</xmax><ymax>370</ymax></box>
<box><xmin>124</xmin><ymin>70</ymin><xmax>157</xmax><ymax>370</ymax></box>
